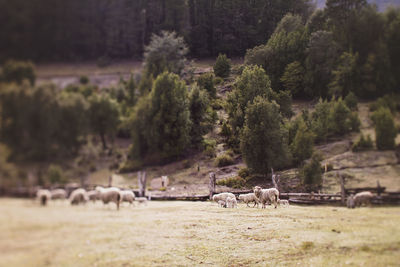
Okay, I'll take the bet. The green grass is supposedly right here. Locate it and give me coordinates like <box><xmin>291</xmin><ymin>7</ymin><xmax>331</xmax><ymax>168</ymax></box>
<box><xmin>0</xmin><ymin>199</ymin><xmax>399</xmax><ymax>266</ymax></box>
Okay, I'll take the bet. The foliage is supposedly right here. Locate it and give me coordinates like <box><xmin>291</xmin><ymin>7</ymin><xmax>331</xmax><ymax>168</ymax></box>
<box><xmin>328</xmin><ymin>98</ymin><xmax>353</xmax><ymax>136</ymax></box>
<box><xmin>0</xmin><ymin>144</ymin><xmax>17</xmax><ymax>187</ymax></box>
<box><xmin>372</xmin><ymin>107</ymin><xmax>397</xmax><ymax>150</ymax></box>
<box><xmin>352</xmin><ymin>134</ymin><xmax>373</xmax><ymax>152</ymax></box>
<box><xmin>213</xmin><ymin>54</ymin><xmax>231</xmax><ymax>78</ymax></box>
<box><xmin>197</xmin><ymin>73</ymin><xmax>216</xmax><ymax>98</ymax></box>
<box><xmin>369</xmin><ymin>94</ymin><xmax>400</xmax><ymax>114</ymax></box>
<box><xmin>310</xmin><ymin>99</ymin><xmax>331</xmax><ymax>142</ymax></box>
<box><xmin>129</xmin><ymin>72</ymin><xmax>191</xmax><ymax>162</ymax></box>
<box><xmin>214</xmin><ymin>154</ymin><xmax>235</xmax><ymax>167</ymax></box>
<box><xmin>300</xmin><ymin>153</ymin><xmax>323</xmax><ymax>191</ymax></box>
<box><xmin>47</xmin><ymin>164</ymin><xmax>66</xmax><ymax>184</ymax></box>
<box><xmin>344</xmin><ymin>91</ymin><xmax>358</xmax><ymax>111</ymax></box>
<box><xmin>216</xmin><ymin>176</ymin><xmax>246</xmax><ymax>189</ymax></box>
<box><xmin>144</xmin><ymin>31</ymin><xmax>188</xmax><ymax>77</ymax></box>
<box><xmin>79</xmin><ymin>75</ymin><xmax>89</xmax><ymax>85</ymax></box>
<box><xmin>202</xmin><ymin>138</ymin><xmax>217</xmax><ymax>158</ymax></box>
<box><xmin>241</xmin><ymin>96</ymin><xmax>290</xmax><ymax>174</ymax></box>
<box><xmin>238</xmin><ymin>167</ymin><xmax>250</xmax><ymax>179</ymax></box>
<box><xmin>328</xmin><ymin>52</ymin><xmax>358</xmax><ymax>97</ymax></box>
<box><xmin>281</xmin><ymin>61</ymin><xmax>305</xmax><ymax>97</ymax></box>
<box><xmin>290</xmin><ymin>118</ymin><xmax>315</xmax><ymax>165</ymax></box>
<box><xmin>271</xmin><ymin>90</ymin><xmax>294</xmax><ymax>118</ymax></box>
<box><xmin>1</xmin><ymin>60</ymin><xmax>36</xmax><ymax>86</ymax></box>
<box><xmin>88</xmin><ymin>94</ymin><xmax>120</xmax><ymax>149</ymax></box>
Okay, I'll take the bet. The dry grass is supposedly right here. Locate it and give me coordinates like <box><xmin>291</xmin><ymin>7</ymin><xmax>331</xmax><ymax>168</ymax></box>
<box><xmin>0</xmin><ymin>199</ymin><xmax>399</xmax><ymax>267</ymax></box>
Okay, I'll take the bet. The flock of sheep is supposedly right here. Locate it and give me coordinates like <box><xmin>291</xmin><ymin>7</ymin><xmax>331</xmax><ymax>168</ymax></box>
<box><xmin>36</xmin><ymin>186</ymin><xmax>147</xmax><ymax>209</ymax></box>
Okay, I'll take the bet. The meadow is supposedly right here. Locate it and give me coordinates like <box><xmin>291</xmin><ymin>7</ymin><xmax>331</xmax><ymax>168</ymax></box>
<box><xmin>0</xmin><ymin>198</ymin><xmax>399</xmax><ymax>266</ymax></box>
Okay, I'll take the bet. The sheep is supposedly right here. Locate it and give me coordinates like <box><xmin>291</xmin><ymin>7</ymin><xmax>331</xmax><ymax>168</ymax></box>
<box><xmin>120</xmin><ymin>190</ymin><xmax>135</xmax><ymax>206</ymax></box>
<box><xmin>95</xmin><ymin>186</ymin><xmax>121</xmax><ymax>210</ymax></box>
<box><xmin>347</xmin><ymin>194</ymin><xmax>355</xmax><ymax>209</ymax></box>
<box><xmin>135</xmin><ymin>197</ymin><xmax>148</xmax><ymax>205</ymax></box>
<box><xmin>69</xmin><ymin>188</ymin><xmax>89</xmax><ymax>205</ymax></box>
<box><xmin>354</xmin><ymin>191</ymin><xmax>374</xmax><ymax>207</ymax></box>
<box><xmin>50</xmin><ymin>189</ymin><xmax>67</xmax><ymax>200</ymax></box>
<box><xmin>253</xmin><ymin>186</ymin><xmax>279</xmax><ymax>209</ymax></box>
<box><xmin>226</xmin><ymin>196</ymin><xmax>237</xmax><ymax>208</ymax></box>
<box><xmin>278</xmin><ymin>199</ymin><xmax>290</xmax><ymax>206</ymax></box>
<box><xmin>218</xmin><ymin>200</ymin><xmax>226</xmax><ymax>208</ymax></box>
<box><xmin>87</xmin><ymin>190</ymin><xmax>99</xmax><ymax>202</ymax></box>
<box><xmin>212</xmin><ymin>192</ymin><xmax>236</xmax><ymax>204</ymax></box>
<box><xmin>36</xmin><ymin>189</ymin><xmax>51</xmax><ymax>206</ymax></box>
<box><xmin>238</xmin><ymin>193</ymin><xmax>259</xmax><ymax>208</ymax></box>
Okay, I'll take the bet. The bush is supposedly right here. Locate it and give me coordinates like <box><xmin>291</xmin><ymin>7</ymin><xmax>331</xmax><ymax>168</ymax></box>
<box><xmin>203</xmin><ymin>138</ymin><xmax>217</xmax><ymax>158</ymax></box>
<box><xmin>216</xmin><ymin>176</ymin><xmax>246</xmax><ymax>189</ymax></box>
<box><xmin>238</xmin><ymin>167</ymin><xmax>250</xmax><ymax>179</ymax></box>
<box><xmin>352</xmin><ymin>134</ymin><xmax>373</xmax><ymax>152</ymax></box>
<box><xmin>215</xmin><ymin>154</ymin><xmax>234</xmax><ymax>167</ymax></box>
<box><xmin>300</xmin><ymin>153</ymin><xmax>323</xmax><ymax>191</ymax></box>
<box><xmin>47</xmin><ymin>164</ymin><xmax>66</xmax><ymax>184</ymax></box>
<box><xmin>79</xmin><ymin>75</ymin><xmax>89</xmax><ymax>85</ymax></box>
<box><xmin>344</xmin><ymin>92</ymin><xmax>358</xmax><ymax>111</ymax></box>
<box><xmin>197</xmin><ymin>73</ymin><xmax>216</xmax><ymax>98</ymax></box>
<box><xmin>118</xmin><ymin>160</ymin><xmax>143</xmax><ymax>173</ymax></box>
<box><xmin>290</xmin><ymin>118</ymin><xmax>315</xmax><ymax>165</ymax></box>
<box><xmin>369</xmin><ymin>94</ymin><xmax>400</xmax><ymax>113</ymax></box>
<box><xmin>2</xmin><ymin>60</ymin><xmax>36</xmax><ymax>85</ymax></box>
<box><xmin>372</xmin><ymin>107</ymin><xmax>397</xmax><ymax>150</ymax></box>
<box><xmin>214</xmin><ymin>77</ymin><xmax>224</xmax><ymax>85</ymax></box>
<box><xmin>349</xmin><ymin>112</ymin><xmax>361</xmax><ymax>132</ymax></box>
<box><xmin>213</xmin><ymin>54</ymin><xmax>231</xmax><ymax>78</ymax></box>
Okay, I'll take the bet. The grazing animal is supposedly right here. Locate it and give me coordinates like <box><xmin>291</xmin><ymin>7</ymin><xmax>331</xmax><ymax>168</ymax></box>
<box><xmin>69</xmin><ymin>188</ymin><xmax>89</xmax><ymax>205</ymax></box>
<box><xmin>87</xmin><ymin>190</ymin><xmax>99</xmax><ymax>202</ymax></box>
<box><xmin>278</xmin><ymin>199</ymin><xmax>290</xmax><ymax>206</ymax></box>
<box><xmin>238</xmin><ymin>193</ymin><xmax>259</xmax><ymax>208</ymax></box>
<box><xmin>50</xmin><ymin>189</ymin><xmax>67</xmax><ymax>200</ymax></box>
<box><xmin>354</xmin><ymin>191</ymin><xmax>374</xmax><ymax>207</ymax></box>
<box><xmin>226</xmin><ymin>196</ymin><xmax>237</xmax><ymax>208</ymax></box>
<box><xmin>36</xmin><ymin>189</ymin><xmax>51</xmax><ymax>206</ymax></box>
<box><xmin>253</xmin><ymin>186</ymin><xmax>279</xmax><ymax>209</ymax></box>
<box><xmin>218</xmin><ymin>200</ymin><xmax>226</xmax><ymax>208</ymax></box>
<box><xmin>120</xmin><ymin>190</ymin><xmax>135</xmax><ymax>206</ymax></box>
<box><xmin>95</xmin><ymin>186</ymin><xmax>121</xmax><ymax>210</ymax></box>
<box><xmin>347</xmin><ymin>194</ymin><xmax>355</xmax><ymax>209</ymax></box>
<box><xmin>212</xmin><ymin>192</ymin><xmax>236</xmax><ymax>203</ymax></box>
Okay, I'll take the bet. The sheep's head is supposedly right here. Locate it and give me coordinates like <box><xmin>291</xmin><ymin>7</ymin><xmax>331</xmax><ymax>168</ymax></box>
<box><xmin>253</xmin><ymin>186</ymin><xmax>262</xmax><ymax>198</ymax></box>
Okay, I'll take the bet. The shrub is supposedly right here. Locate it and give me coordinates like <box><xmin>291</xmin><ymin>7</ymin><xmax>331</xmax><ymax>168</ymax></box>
<box><xmin>213</xmin><ymin>54</ymin><xmax>231</xmax><ymax>78</ymax></box>
<box><xmin>118</xmin><ymin>160</ymin><xmax>143</xmax><ymax>173</ymax></box>
<box><xmin>216</xmin><ymin>176</ymin><xmax>246</xmax><ymax>189</ymax></box>
<box><xmin>372</xmin><ymin>107</ymin><xmax>397</xmax><ymax>150</ymax></box>
<box><xmin>47</xmin><ymin>164</ymin><xmax>66</xmax><ymax>184</ymax></box>
<box><xmin>344</xmin><ymin>91</ymin><xmax>358</xmax><ymax>111</ymax></box>
<box><xmin>271</xmin><ymin>90</ymin><xmax>294</xmax><ymax>118</ymax></box>
<box><xmin>197</xmin><ymin>73</ymin><xmax>216</xmax><ymax>98</ymax></box>
<box><xmin>352</xmin><ymin>134</ymin><xmax>373</xmax><ymax>152</ymax></box>
<box><xmin>203</xmin><ymin>138</ymin><xmax>217</xmax><ymax>158</ymax></box>
<box><xmin>214</xmin><ymin>77</ymin><xmax>224</xmax><ymax>85</ymax></box>
<box><xmin>2</xmin><ymin>60</ymin><xmax>36</xmax><ymax>85</ymax></box>
<box><xmin>215</xmin><ymin>154</ymin><xmax>234</xmax><ymax>167</ymax></box>
<box><xmin>369</xmin><ymin>94</ymin><xmax>400</xmax><ymax>114</ymax></box>
<box><xmin>311</xmin><ymin>99</ymin><xmax>331</xmax><ymax>142</ymax></box>
<box><xmin>238</xmin><ymin>167</ymin><xmax>250</xmax><ymax>179</ymax></box>
<box><xmin>290</xmin><ymin>119</ymin><xmax>315</xmax><ymax>165</ymax></box>
<box><xmin>328</xmin><ymin>98</ymin><xmax>352</xmax><ymax>136</ymax></box>
<box><xmin>349</xmin><ymin>112</ymin><xmax>361</xmax><ymax>132</ymax></box>
<box><xmin>300</xmin><ymin>153</ymin><xmax>323</xmax><ymax>191</ymax></box>
<box><xmin>79</xmin><ymin>75</ymin><xmax>89</xmax><ymax>85</ymax></box>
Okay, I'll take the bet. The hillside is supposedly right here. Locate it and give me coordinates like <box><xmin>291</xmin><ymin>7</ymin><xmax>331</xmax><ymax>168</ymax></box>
<box><xmin>315</xmin><ymin>0</ymin><xmax>400</xmax><ymax>10</ymax></box>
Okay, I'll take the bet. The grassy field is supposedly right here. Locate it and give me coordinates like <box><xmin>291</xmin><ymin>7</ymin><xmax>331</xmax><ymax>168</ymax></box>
<box><xmin>0</xmin><ymin>199</ymin><xmax>399</xmax><ymax>267</ymax></box>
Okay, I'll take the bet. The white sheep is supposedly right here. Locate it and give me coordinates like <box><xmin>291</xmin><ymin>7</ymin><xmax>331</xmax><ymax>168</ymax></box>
<box><xmin>278</xmin><ymin>199</ymin><xmax>290</xmax><ymax>206</ymax></box>
<box><xmin>87</xmin><ymin>190</ymin><xmax>99</xmax><ymax>202</ymax></box>
<box><xmin>218</xmin><ymin>200</ymin><xmax>226</xmax><ymax>208</ymax></box>
<box><xmin>120</xmin><ymin>190</ymin><xmax>135</xmax><ymax>206</ymax></box>
<box><xmin>212</xmin><ymin>192</ymin><xmax>236</xmax><ymax>204</ymax></box>
<box><xmin>238</xmin><ymin>193</ymin><xmax>259</xmax><ymax>208</ymax></box>
<box><xmin>69</xmin><ymin>188</ymin><xmax>89</xmax><ymax>205</ymax></box>
<box><xmin>253</xmin><ymin>186</ymin><xmax>279</xmax><ymax>209</ymax></box>
<box><xmin>226</xmin><ymin>196</ymin><xmax>237</xmax><ymax>208</ymax></box>
<box><xmin>95</xmin><ymin>186</ymin><xmax>121</xmax><ymax>210</ymax></box>
<box><xmin>50</xmin><ymin>189</ymin><xmax>67</xmax><ymax>200</ymax></box>
<box><xmin>354</xmin><ymin>191</ymin><xmax>374</xmax><ymax>207</ymax></box>
<box><xmin>36</xmin><ymin>189</ymin><xmax>51</xmax><ymax>206</ymax></box>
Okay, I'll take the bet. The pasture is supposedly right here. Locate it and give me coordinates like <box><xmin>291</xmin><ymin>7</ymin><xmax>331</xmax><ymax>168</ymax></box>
<box><xmin>0</xmin><ymin>198</ymin><xmax>399</xmax><ymax>266</ymax></box>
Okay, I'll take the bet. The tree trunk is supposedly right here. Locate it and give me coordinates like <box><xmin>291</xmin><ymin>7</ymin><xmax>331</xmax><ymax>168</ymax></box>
<box><xmin>209</xmin><ymin>172</ymin><xmax>216</xmax><ymax>200</ymax></box>
<box><xmin>100</xmin><ymin>133</ymin><xmax>107</xmax><ymax>150</ymax></box>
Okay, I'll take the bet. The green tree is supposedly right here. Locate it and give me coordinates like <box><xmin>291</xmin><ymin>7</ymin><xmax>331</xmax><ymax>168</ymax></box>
<box><xmin>1</xmin><ymin>60</ymin><xmax>36</xmax><ymax>86</ymax></box>
<box><xmin>372</xmin><ymin>107</ymin><xmax>397</xmax><ymax>150</ymax></box>
<box><xmin>197</xmin><ymin>73</ymin><xmax>216</xmax><ymax>98</ymax></box>
<box><xmin>213</xmin><ymin>54</ymin><xmax>231</xmax><ymax>78</ymax></box>
<box><xmin>281</xmin><ymin>61</ymin><xmax>305</xmax><ymax>97</ymax></box>
<box><xmin>47</xmin><ymin>164</ymin><xmax>66</xmax><ymax>184</ymax></box>
<box><xmin>311</xmin><ymin>98</ymin><xmax>331</xmax><ymax>142</ymax></box>
<box><xmin>300</xmin><ymin>153</ymin><xmax>323</xmax><ymax>191</ymax></box>
<box><xmin>130</xmin><ymin>72</ymin><xmax>191</xmax><ymax>162</ymax></box>
<box><xmin>88</xmin><ymin>94</ymin><xmax>120</xmax><ymax>149</ymax></box>
<box><xmin>290</xmin><ymin>118</ymin><xmax>315</xmax><ymax>165</ymax></box>
<box><xmin>143</xmin><ymin>31</ymin><xmax>188</xmax><ymax>78</ymax></box>
<box><xmin>328</xmin><ymin>52</ymin><xmax>359</xmax><ymax>97</ymax></box>
<box><xmin>329</xmin><ymin>98</ymin><xmax>352</xmax><ymax>135</ymax></box>
<box><xmin>241</xmin><ymin>96</ymin><xmax>290</xmax><ymax>174</ymax></box>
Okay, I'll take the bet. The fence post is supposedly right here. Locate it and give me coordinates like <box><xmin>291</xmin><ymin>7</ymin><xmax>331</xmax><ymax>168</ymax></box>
<box><xmin>209</xmin><ymin>172</ymin><xmax>216</xmax><ymax>200</ymax></box>
<box><xmin>339</xmin><ymin>172</ymin><xmax>346</xmax><ymax>206</ymax></box>
<box><xmin>138</xmin><ymin>171</ymin><xmax>147</xmax><ymax>197</ymax></box>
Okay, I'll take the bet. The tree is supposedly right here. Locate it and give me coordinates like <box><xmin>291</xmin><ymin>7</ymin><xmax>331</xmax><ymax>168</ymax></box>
<box><xmin>328</xmin><ymin>52</ymin><xmax>358</xmax><ymax>97</ymax></box>
<box><xmin>300</xmin><ymin>153</ymin><xmax>323</xmax><ymax>191</ymax></box>
<box><xmin>240</xmin><ymin>96</ymin><xmax>290</xmax><ymax>174</ymax></box>
<box><xmin>130</xmin><ymin>72</ymin><xmax>191</xmax><ymax>162</ymax></box>
<box><xmin>47</xmin><ymin>164</ymin><xmax>66</xmax><ymax>184</ymax></box>
<box><xmin>213</xmin><ymin>54</ymin><xmax>231</xmax><ymax>78</ymax></box>
<box><xmin>88</xmin><ymin>94</ymin><xmax>120</xmax><ymax>149</ymax></box>
<box><xmin>143</xmin><ymin>31</ymin><xmax>188</xmax><ymax>78</ymax></box>
<box><xmin>372</xmin><ymin>107</ymin><xmax>397</xmax><ymax>150</ymax></box>
<box><xmin>311</xmin><ymin>98</ymin><xmax>331</xmax><ymax>142</ymax></box>
<box><xmin>281</xmin><ymin>61</ymin><xmax>305</xmax><ymax>97</ymax></box>
<box><xmin>1</xmin><ymin>60</ymin><xmax>36</xmax><ymax>86</ymax></box>
<box><xmin>226</xmin><ymin>65</ymin><xmax>273</xmax><ymax>135</ymax></box>
<box><xmin>290</xmin><ymin>118</ymin><xmax>315</xmax><ymax>165</ymax></box>
<box><xmin>328</xmin><ymin>98</ymin><xmax>352</xmax><ymax>135</ymax></box>
<box><xmin>197</xmin><ymin>73</ymin><xmax>216</xmax><ymax>98</ymax></box>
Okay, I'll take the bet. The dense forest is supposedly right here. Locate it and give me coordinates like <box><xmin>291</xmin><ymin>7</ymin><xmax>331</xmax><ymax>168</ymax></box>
<box><xmin>0</xmin><ymin>0</ymin><xmax>315</xmax><ymax>61</ymax></box>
